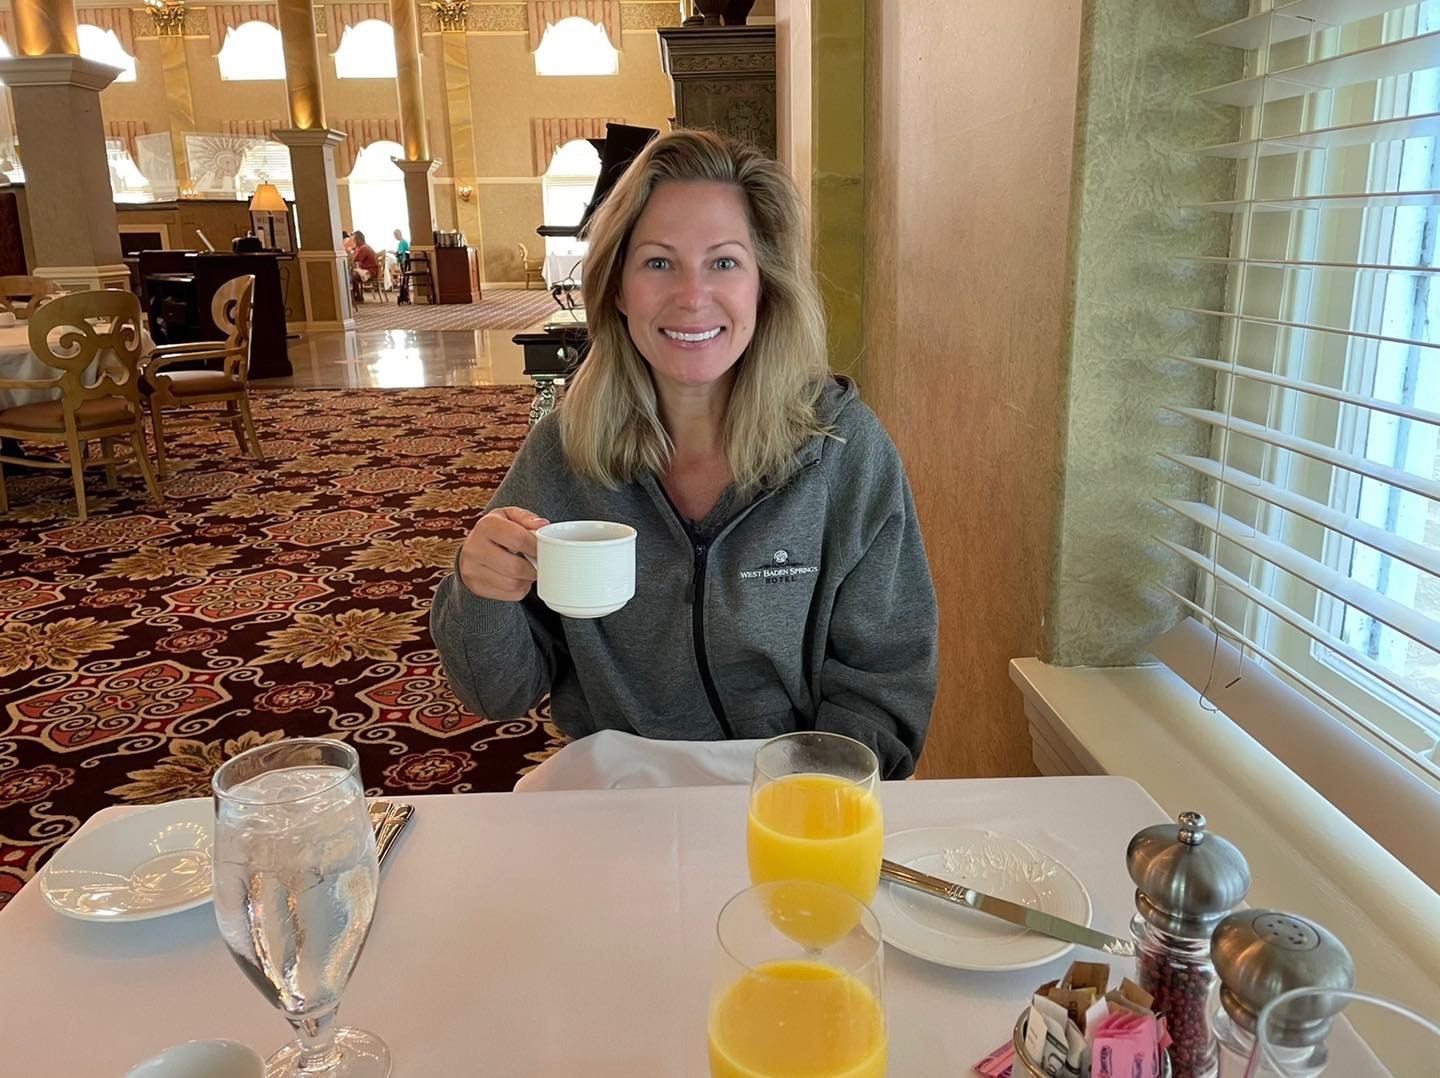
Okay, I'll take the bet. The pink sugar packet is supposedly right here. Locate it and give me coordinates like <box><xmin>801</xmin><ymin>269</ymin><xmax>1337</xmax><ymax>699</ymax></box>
<box><xmin>972</xmin><ymin>1040</ymin><xmax>1014</xmax><ymax>1077</ymax></box>
<box><xmin>1091</xmin><ymin>1011</ymin><xmax>1162</xmax><ymax>1078</ymax></box>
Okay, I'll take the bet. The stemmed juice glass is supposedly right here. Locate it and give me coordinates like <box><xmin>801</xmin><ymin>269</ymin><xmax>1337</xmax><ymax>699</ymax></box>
<box><xmin>212</xmin><ymin>738</ymin><xmax>390</xmax><ymax>1078</ymax></box>
<box><xmin>709</xmin><ymin>881</ymin><xmax>887</xmax><ymax>1078</ymax></box>
<box><xmin>747</xmin><ymin>731</ymin><xmax>884</xmax><ymax>922</ymax></box>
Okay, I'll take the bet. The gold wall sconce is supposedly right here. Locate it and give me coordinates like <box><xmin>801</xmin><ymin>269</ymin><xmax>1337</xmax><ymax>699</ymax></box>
<box><xmin>458</xmin><ymin>185</ymin><xmax>474</xmax><ymax>202</ymax></box>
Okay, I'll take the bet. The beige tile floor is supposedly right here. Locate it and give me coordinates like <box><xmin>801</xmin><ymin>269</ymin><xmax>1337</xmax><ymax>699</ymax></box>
<box><xmin>256</xmin><ymin>328</ymin><xmax>533</xmax><ymax>391</ymax></box>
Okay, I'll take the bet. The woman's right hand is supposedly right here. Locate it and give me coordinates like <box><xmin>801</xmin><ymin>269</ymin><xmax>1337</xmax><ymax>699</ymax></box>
<box><xmin>458</xmin><ymin>506</ymin><xmax>550</xmax><ymax>602</ymax></box>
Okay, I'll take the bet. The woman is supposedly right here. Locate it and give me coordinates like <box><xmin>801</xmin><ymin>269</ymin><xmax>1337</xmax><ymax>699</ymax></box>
<box><xmin>431</xmin><ymin>130</ymin><xmax>937</xmax><ymax>778</ymax></box>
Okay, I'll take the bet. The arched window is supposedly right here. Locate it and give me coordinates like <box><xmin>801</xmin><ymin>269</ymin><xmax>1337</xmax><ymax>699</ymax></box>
<box><xmin>534</xmin><ymin>17</ymin><xmax>618</xmax><ymax>77</ymax></box>
<box><xmin>347</xmin><ymin>140</ymin><xmax>407</xmax><ymax>258</ymax></box>
<box><xmin>217</xmin><ymin>22</ymin><xmax>286</xmax><ymax>81</ymax></box>
<box><xmin>541</xmin><ymin>138</ymin><xmax>601</xmax><ymax>283</ymax></box>
<box><xmin>77</xmin><ymin>25</ymin><xmax>137</xmax><ymax>82</ymax></box>
<box><xmin>334</xmin><ymin>20</ymin><xmax>397</xmax><ymax>79</ymax></box>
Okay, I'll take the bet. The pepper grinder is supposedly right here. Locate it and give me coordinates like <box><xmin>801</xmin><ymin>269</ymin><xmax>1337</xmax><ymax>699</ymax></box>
<box><xmin>1127</xmin><ymin>811</ymin><xmax>1251</xmax><ymax>1078</ymax></box>
<box><xmin>1210</xmin><ymin>909</ymin><xmax>1354</xmax><ymax>1077</ymax></box>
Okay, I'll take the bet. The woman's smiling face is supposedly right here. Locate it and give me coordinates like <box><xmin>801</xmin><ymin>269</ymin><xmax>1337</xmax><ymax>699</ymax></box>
<box><xmin>616</xmin><ymin>180</ymin><xmax>762</xmax><ymax>396</ymax></box>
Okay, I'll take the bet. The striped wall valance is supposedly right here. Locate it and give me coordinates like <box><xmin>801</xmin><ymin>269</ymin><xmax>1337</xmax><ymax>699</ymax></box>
<box><xmin>221</xmin><ymin>119</ymin><xmax>282</xmax><ymax>139</ymax></box>
<box><xmin>106</xmin><ymin>118</ymin><xmax>149</xmax><ymax>162</ymax></box>
<box><xmin>527</xmin><ymin>1</ymin><xmax>621</xmax><ymax>51</ymax></box>
<box><xmin>209</xmin><ymin>3</ymin><xmax>279</xmax><ymax>53</ymax></box>
<box><xmin>532</xmin><ymin>116</ymin><xmax>620</xmax><ymax>175</ymax></box>
<box><xmin>78</xmin><ymin>6</ymin><xmax>136</xmax><ymax>54</ymax></box>
<box><xmin>337</xmin><ymin>117</ymin><xmax>401</xmax><ymax>175</ymax></box>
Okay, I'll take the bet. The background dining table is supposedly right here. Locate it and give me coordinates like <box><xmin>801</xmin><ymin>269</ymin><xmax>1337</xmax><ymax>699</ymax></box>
<box><xmin>0</xmin><ymin>319</ymin><xmax>154</xmax><ymax>410</ymax></box>
<box><xmin>0</xmin><ymin>776</ymin><xmax>1388</xmax><ymax>1075</ymax></box>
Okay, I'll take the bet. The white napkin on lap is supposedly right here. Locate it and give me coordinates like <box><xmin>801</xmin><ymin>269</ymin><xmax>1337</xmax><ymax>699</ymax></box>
<box><xmin>514</xmin><ymin>729</ymin><xmax>767</xmax><ymax>792</ymax></box>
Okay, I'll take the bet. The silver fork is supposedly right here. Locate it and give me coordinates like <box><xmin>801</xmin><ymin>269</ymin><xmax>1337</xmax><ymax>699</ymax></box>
<box><xmin>367</xmin><ymin>799</ymin><xmax>414</xmax><ymax>868</ymax></box>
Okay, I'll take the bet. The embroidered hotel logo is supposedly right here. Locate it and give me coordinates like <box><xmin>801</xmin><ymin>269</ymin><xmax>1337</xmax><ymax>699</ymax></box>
<box><xmin>738</xmin><ymin>549</ymin><xmax>818</xmax><ymax>583</ymax></box>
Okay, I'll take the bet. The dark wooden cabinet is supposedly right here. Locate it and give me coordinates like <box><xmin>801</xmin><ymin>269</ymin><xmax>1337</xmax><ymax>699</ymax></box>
<box><xmin>658</xmin><ymin>26</ymin><xmax>776</xmax><ymax>156</ymax></box>
<box><xmin>433</xmin><ymin>246</ymin><xmax>480</xmax><ymax>304</ymax></box>
<box><xmin>137</xmin><ymin>251</ymin><xmax>292</xmax><ymax>378</ymax></box>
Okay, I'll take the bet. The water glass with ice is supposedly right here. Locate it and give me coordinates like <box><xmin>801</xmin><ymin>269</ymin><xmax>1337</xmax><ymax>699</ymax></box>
<box><xmin>212</xmin><ymin>738</ymin><xmax>389</xmax><ymax>1078</ymax></box>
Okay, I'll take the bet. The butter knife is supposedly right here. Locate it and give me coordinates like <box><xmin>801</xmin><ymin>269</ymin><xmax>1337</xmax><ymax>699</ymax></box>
<box><xmin>880</xmin><ymin>858</ymin><xmax>1135</xmax><ymax>957</ymax></box>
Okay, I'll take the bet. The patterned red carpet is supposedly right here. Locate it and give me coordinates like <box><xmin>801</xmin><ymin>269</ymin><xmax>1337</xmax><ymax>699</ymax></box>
<box><xmin>0</xmin><ymin>387</ymin><xmax>563</xmax><ymax>909</ymax></box>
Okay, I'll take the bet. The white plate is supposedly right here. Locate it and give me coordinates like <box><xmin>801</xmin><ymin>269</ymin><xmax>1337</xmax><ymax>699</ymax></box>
<box><xmin>873</xmin><ymin>827</ymin><xmax>1093</xmax><ymax>972</ymax></box>
<box><xmin>41</xmin><ymin>798</ymin><xmax>214</xmax><ymax>922</ymax></box>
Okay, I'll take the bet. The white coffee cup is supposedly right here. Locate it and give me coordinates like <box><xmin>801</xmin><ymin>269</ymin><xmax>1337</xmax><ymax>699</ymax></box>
<box><xmin>527</xmin><ymin>520</ymin><xmax>636</xmax><ymax>618</ymax></box>
<box><xmin>125</xmin><ymin>1040</ymin><xmax>264</xmax><ymax>1078</ymax></box>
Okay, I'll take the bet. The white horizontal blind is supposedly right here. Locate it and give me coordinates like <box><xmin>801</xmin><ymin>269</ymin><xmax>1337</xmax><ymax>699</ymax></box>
<box><xmin>1168</xmin><ymin>0</ymin><xmax>1440</xmax><ymax>782</ymax></box>
<box><xmin>183</xmin><ymin>134</ymin><xmax>294</xmax><ymax>201</ymax></box>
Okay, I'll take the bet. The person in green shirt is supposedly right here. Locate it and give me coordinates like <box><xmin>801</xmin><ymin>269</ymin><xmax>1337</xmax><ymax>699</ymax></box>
<box><xmin>393</xmin><ymin>229</ymin><xmax>413</xmax><ymax>302</ymax></box>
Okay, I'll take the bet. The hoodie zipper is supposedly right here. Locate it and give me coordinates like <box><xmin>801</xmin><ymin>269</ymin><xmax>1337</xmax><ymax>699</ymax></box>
<box><xmin>688</xmin><ymin>537</ymin><xmax>735</xmax><ymax>739</ymax></box>
<box><xmin>652</xmin><ymin>450</ymin><xmax>827</xmax><ymax>742</ymax></box>
<box><xmin>657</xmin><ymin>486</ymin><xmax>736</xmax><ymax>740</ymax></box>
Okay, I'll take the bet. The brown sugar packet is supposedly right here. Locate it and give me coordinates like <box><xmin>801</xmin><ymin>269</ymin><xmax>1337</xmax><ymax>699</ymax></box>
<box><xmin>1105</xmin><ymin>978</ymin><xmax>1154</xmax><ymax>1018</ymax></box>
<box><xmin>1064</xmin><ymin>961</ymin><xmax>1111</xmax><ymax>997</ymax></box>
<box><xmin>1047</xmin><ymin>985</ymin><xmax>1098</xmax><ymax>1030</ymax></box>
<box><xmin>1045</xmin><ymin>960</ymin><xmax>1112</xmax><ymax>1032</ymax></box>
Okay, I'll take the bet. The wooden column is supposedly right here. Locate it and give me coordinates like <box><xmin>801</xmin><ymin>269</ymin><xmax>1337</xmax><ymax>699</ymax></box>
<box><xmin>392</xmin><ymin>0</ymin><xmax>429</xmax><ymax>161</ymax></box>
<box><xmin>277</xmin><ymin>0</ymin><xmax>327</xmax><ymax>130</ymax></box>
<box><xmin>275</xmin><ymin>0</ymin><xmax>351</xmax><ymax>328</ymax></box>
<box><xmin>392</xmin><ymin>0</ymin><xmax>437</xmax><ymax>251</ymax></box>
<box><xmin>13</xmin><ymin>0</ymin><xmax>79</xmax><ymax>56</ymax></box>
<box><xmin>0</xmin><ymin>0</ymin><xmax>126</xmax><ymax>289</ymax></box>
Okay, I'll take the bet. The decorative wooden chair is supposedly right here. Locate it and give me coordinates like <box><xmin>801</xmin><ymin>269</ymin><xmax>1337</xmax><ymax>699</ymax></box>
<box><xmin>0</xmin><ymin>289</ymin><xmax>164</xmax><ymax>521</ymax></box>
<box><xmin>0</xmin><ymin>275</ymin><xmax>62</xmax><ymax>319</ymax></box>
<box><xmin>366</xmin><ymin>252</ymin><xmax>390</xmax><ymax>303</ymax></box>
<box><xmin>517</xmin><ymin>243</ymin><xmax>546</xmax><ymax>290</ymax></box>
<box><xmin>141</xmin><ymin>274</ymin><xmax>264</xmax><ymax>478</ymax></box>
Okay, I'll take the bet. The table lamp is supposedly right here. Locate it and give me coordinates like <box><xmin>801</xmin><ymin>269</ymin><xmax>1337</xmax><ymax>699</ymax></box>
<box><xmin>248</xmin><ymin>183</ymin><xmax>288</xmax><ymax>249</ymax></box>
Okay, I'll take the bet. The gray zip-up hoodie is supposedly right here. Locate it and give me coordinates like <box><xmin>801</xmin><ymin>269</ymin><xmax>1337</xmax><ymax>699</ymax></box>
<box><xmin>431</xmin><ymin>377</ymin><xmax>938</xmax><ymax>778</ymax></box>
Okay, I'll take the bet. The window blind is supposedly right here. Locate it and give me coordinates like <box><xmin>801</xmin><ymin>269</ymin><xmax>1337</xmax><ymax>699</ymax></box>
<box><xmin>1167</xmin><ymin>0</ymin><xmax>1440</xmax><ymax>781</ymax></box>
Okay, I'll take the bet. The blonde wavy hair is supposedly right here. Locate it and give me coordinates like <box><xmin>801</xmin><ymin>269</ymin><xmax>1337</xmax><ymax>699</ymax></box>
<box><xmin>559</xmin><ymin>129</ymin><xmax>831</xmax><ymax>495</ymax></box>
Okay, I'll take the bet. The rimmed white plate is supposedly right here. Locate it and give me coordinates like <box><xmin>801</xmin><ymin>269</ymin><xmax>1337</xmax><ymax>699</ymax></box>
<box><xmin>873</xmin><ymin>826</ymin><xmax>1092</xmax><ymax>972</ymax></box>
<box><xmin>41</xmin><ymin>798</ymin><xmax>214</xmax><ymax>922</ymax></box>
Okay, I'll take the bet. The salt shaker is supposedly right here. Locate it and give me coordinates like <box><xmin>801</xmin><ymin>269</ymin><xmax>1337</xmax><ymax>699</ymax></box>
<box><xmin>1210</xmin><ymin>909</ymin><xmax>1354</xmax><ymax>1077</ymax></box>
<box><xmin>1127</xmin><ymin>811</ymin><xmax>1251</xmax><ymax>1078</ymax></box>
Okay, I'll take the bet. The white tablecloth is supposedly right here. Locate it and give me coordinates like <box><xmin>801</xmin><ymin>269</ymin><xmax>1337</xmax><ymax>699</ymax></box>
<box><xmin>0</xmin><ymin>777</ymin><xmax>1385</xmax><ymax>1075</ymax></box>
<box><xmin>0</xmin><ymin>321</ymin><xmax>151</xmax><ymax>410</ymax></box>
<box><xmin>545</xmin><ymin>252</ymin><xmax>584</xmax><ymax>288</ymax></box>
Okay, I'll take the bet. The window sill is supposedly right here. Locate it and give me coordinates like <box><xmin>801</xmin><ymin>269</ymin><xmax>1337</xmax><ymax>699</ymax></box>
<box><xmin>1009</xmin><ymin>658</ymin><xmax>1440</xmax><ymax>1017</ymax></box>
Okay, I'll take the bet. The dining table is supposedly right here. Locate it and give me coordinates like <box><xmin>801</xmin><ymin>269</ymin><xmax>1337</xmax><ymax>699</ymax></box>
<box><xmin>0</xmin><ymin>319</ymin><xmax>154</xmax><ymax>410</ymax></box>
<box><xmin>0</xmin><ymin>775</ymin><xmax>1388</xmax><ymax>1075</ymax></box>
<box><xmin>545</xmin><ymin>252</ymin><xmax>585</xmax><ymax>289</ymax></box>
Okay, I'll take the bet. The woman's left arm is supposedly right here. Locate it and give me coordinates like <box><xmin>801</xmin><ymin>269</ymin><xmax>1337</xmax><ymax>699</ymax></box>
<box><xmin>815</xmin><ymin>444</ymin><xmax>939</xmax><ymax>780</ymax></box>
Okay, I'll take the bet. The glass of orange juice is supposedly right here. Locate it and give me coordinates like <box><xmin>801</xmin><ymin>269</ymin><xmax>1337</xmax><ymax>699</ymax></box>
<box><xmin>747</xmin><ymin>731</ymin><xmax>883</xmax><ymax>906</ymax></box>
<box><xmin>709</xmin><ymin>881</ymin><xmax>887</xmax><ymax>1078</ymax></box>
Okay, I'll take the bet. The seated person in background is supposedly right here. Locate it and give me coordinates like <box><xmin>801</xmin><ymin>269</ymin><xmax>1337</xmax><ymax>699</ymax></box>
<box><xmin>430</xmin><ymin>129</ymin><xmax>939</xmax><ymax>779</ymax></box>
<box><xmin>342</xmin><ymin>230</ymin><xmax>356</xmax><ymax>256</ymax></box>
<box><xmin>351</xmin><ymin>231</ymin><xmax>380</xmax><ymax>302</ymax></box>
